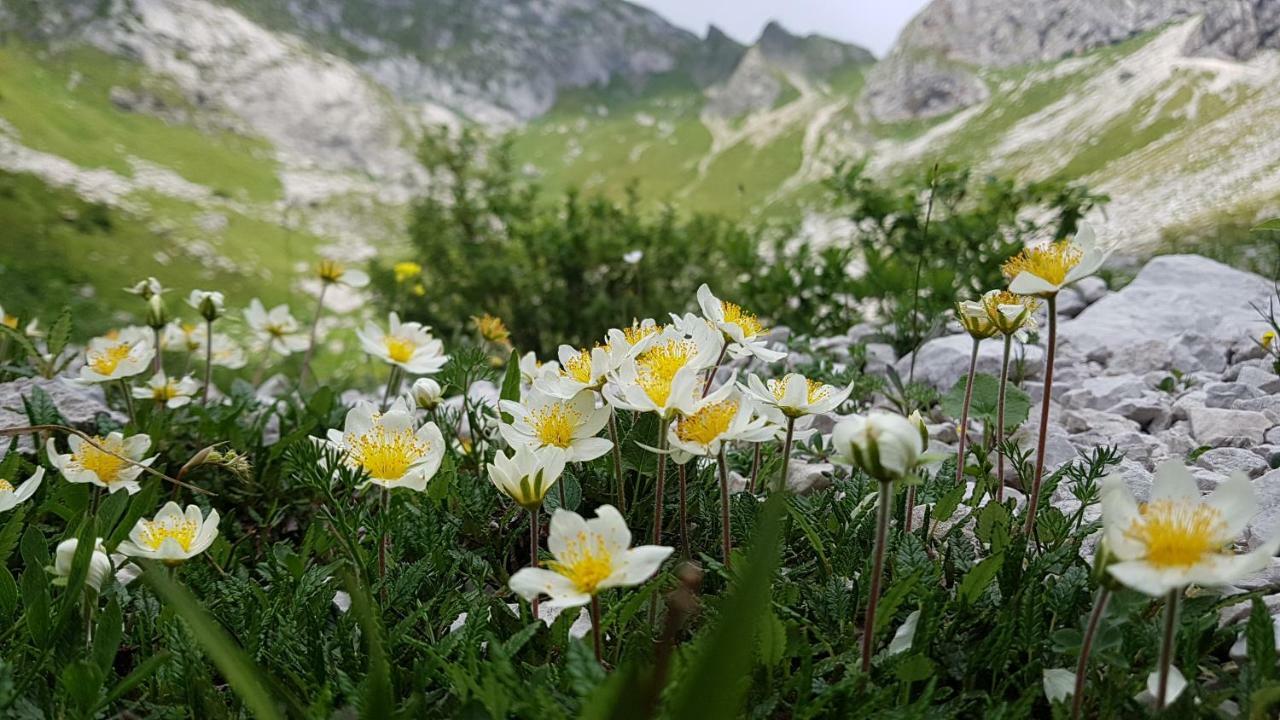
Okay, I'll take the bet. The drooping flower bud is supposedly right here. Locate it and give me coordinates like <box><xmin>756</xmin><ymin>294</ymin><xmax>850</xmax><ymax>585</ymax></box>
<box><xmin>832</xmin><ymin>411</ymin><xmax>926</xmax><ymax>483</ymax></box>
<box><xmin>410</xmin><ymin>377</ymin><xmax>444</xmax><ymax>410</ymax></box>
<box><xmin>956</xmin><ymin>300</ymin><xmax>997</xmax><ymax>340</ymax></box>
<box><xmin>187</xmin><ymin>289</ymin><xmax>225</xmax><ymax>322</ymax></box>
<box><xmin>145</xmin><ymin>294</ymin><xmax>169</xmax><ymax>330</ymax></box>
<box><xmin>126</xmin><ymin>277</ymin><xmax>163</xmax><ymax>300</ymax></box>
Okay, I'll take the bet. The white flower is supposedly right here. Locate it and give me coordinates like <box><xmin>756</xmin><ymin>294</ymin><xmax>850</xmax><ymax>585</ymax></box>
<box><xmin>132</xmin><ymin>371</ymin><xmax>199</xmax><ymax>408</ymax></box>
<box><xmin>1004</xmin><ymin>221</ymin><xmax>1110</xmax><ymax>298</ymax></box>
<box><xmin>488</xmin><ymin>445</ymin><xmax>567</xmax><ymax>509</ymax></box>
<box><xmin>982</xmin><ymin>289</ymin><xmax>1039</xmax><ymax>338</ymax></box>
<box><xmin>955</xmin><ymin>300</ymin><xmax>998</xmax><ymax>339</ymax></box>
<box><xmin>161</xmin><ymin>322</ymin><xmax>204</xmax><ymax>353</ymax></box>
<box><xmin>499</xmin><ymin>389</ymin><xmax>612</xmax><ymax>462</ymax></box>
<box><xmin>186</xmin><ymin>289</ymin><xmax>225</xmax><ymax>321</ymax></box>
<box><xmin>316</xmin><ymin>258</ymin><xmax>369</xmax><ymax>288</ymax></box>
<box><xmin>1043</xmin><ymin>668</ymin><xmax>1077</xmax><ymax>704</ymax></box>
<box><xmin>537</xmin><ymin>345</ymin><xmax>619</xmax><ymax>398</ymax></box>
<box><xmin>1101</xmin><ymin>461</ymin><xmax>1280</xmax><ymax>597</ymax></box>
<box><xmin>205</xmin><ymin>332</ymin><xmax>247</xmax><ymax>369</ymax></box>
<box><xmin>668</xmin><ymin>385</ymin><xmax>773</xmax><ymax>458</ymax></box>
<box><xmin>244</xmin><ymin>298</ymin><xmax>308</xmax><ymax>355</ymax></box>
<box><xmin>602</xmin><ymin>323</ymin><xmax>722</xmax><ymax>420</ymax></box>
<box><xmin>696</xmin><ymin>284</ymin><xmax>785</xmax><ymax>363</ymax></box>
<box><xmin>46</xmin><ymin>432</ymin><xmax>155</xmax><ymax>495</ymax></box>
<box><xmin>53</xmin><ymin>538</ymin><xmax>135</xmax><ymax>592</ymax></box>
<box><xmin>519</xmin><ymin>351</ymin><xmax>561</xmax><ymax>396</ymax></box>
<box><xmin>356</xmin><ymin>312</ymin><xmax>449</xmax><ymax>375</ymax></box>
<box><xmin>116</xmin><ymin>501</ymin><xmax>220</xmax><ymax>565</ymax></box>
<box><xmin>410</xmin><ymin>377</ymin><xmax>444</xmax><ymax>410</ymax></box>
<box><xmin>622</xmin><ymin>250</ymin><xmax>643</xmax><ymax>264</ymax></box>
<box><xmin>831</xmin><ymin>411</ymin><xmax>927</xmax><ymax>482</ymax></box>
<box><xmin>742</xmin><ymin>372</ymin><xmax>852</xmax><ymax>419</ymax></box>
<box><xmin>125</xmin><ymin>277</ymin><xmax>163</xmax><ymax>299</ymax></box>
<box><xmin>509</xmin><ymin>505</ymin><xmax>673</xmax><ymax>607</ymax></box>
<box><xmin>77</xmin><ymin>327</ymin><xmax>154</xmax><ymax>383</ymax></box>
<box><xmin>1143</xmin><ymin>666</ymin><xmax>1187</xmax><ymax>706</ymax></box>
<box><xmin>324</xmin><ymin>400</ymin><xmax>444</xmax><ymax>492</ymax></box>
<box><xmin>0</xmin><ymin>467</ymin><xmax>43</xmax><ymax>512</ymax></box>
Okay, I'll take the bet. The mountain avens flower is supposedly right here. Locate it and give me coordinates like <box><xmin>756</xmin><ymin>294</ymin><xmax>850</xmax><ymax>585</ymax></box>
<box><xmin>316</xmin><ymin>258</ymin><xmax>369</xmax><ymax>288</ymax></box>
<box><xmin>46</xmin><ymin>432</ymin><xmax>155</xmax><ymax>495</ymax></box>
<box><xmin>52</xmin><ymin>538</ymin><xmax>132</xmax><ymax>593</ymax></box>
<box><xmin>956</xmin><ymin>300</ymin><xmax>998</xmax><ymax>339</ymax></box>
<box><xmin>244</xmin><ymin>299</ymin><xmax>308</xmax><ymax>355</ymax></box>
<box><xmin>696</xmin><ymin>284</ymin><xmax>785</xmax><ymax>363</ymax></box>
<box><xmin>186</xmin><ymin>289</ymin><xmax>225</xmax><ymax>322</ymax></box>
<box><xmin>125</xmin><ymin>277</ymin><xmax>163</xmax><ymax>300</ymax></box>
<box><xmin>116</xmin><ymin>502</ymin><xmax>220</xmax><ymax>565</ymax></box>
<box><xmin>410</xmin><ymin>377</ymin><xmax>444</xmax><ymax>410</ymax></box>
<box><xmin>472</xmin><ymin>313</ymin><xmax>511</xmax><ymax>345</ymax></box>
<box><xmin>488</xmin><ymin>444</ymin><xmax>567</xmax><ymax>511</ymax></box>
<box><xmin>604</xmin><ymin>323</ymin><xmax>721</xmax><ymax>420</ymax></box>
<box><xmin>982</xmin><ymin>289</ymin><xmax>1039</xmax><ymax>337</ymax></box>
<box><xmin>78</xmin><ymin>328</ymin><xmax>154</xmax><ymax>383</ymax></box>
<box><xmin>1001</xmin><ymin>221</ymin><xmax>1108</xmax><ymax>298</ymax></box>
<box><xmin>0</xmin><ymin>467</ymin><xmax>43</xmax><ymax>513</ymax></box>
<box><xmin>743</xmin><ymin>372</ymin><xmax>851</xmax><ymax>419</ymax></box>
<box><xmin>357</xmin><ymin>312</ymin><xmax>449</xmax><ymax>375</ymax></box>
<box><xmin>499</xmin><ymin>389</ymin><xmax>612</xmax><ymax>462</ymax></box>
<box><xmin>324</xmin><ymin>400</ymin><xmax>444</xmax><ymax>492</ymax></box>
<box><xmin>132</xmin><ymin>371</ymin><xmax>200</xmax><ymax>408</ymax></box>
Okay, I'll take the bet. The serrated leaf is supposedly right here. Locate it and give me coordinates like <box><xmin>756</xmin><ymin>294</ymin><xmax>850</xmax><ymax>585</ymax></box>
<box><xmin>0</xmin><ymin>323</ymin><xmax>40</xmax><ymax>363</ymax></box>
<box><xmin>932</xmin><ymin>484</ymin><xmax>966</xmax><ymax>522</ymax></box>
<box><xmin>23</xmin><ymin>385</ymin><xmax>67</xmax><ymax>426</ymax></box>
<box><xmin>1252</xmin><ymin>218</ymin><xmax>1280</xmax><ymax>232</ymax></box>
<box><xmin>974</xmin><ymin>501</ymin><xmax>1011</xmax><ymax>550</ymax></box>
<box><xmin>1248</xmin><ymin>597</ymin><xmax>1278</xmax><ymax>683</ymax></box>
<box><xmin>498</xmin><ymin>349</ymin><xmax>521</xmax><ymax>422</ymax></box>
<box><xmin>47</xmin><ymin>306</ymin><xmax>72</xmax><ymax>358</ymax></box>
<box><xmin>755</xmin><ymin>610</ymin><xmax>787</xmax><ymax>668</ymax></box>
<box><xmin>59</xmin><ymin>658</ymin><xmax>105</xmax><ymax>713</ymax></box>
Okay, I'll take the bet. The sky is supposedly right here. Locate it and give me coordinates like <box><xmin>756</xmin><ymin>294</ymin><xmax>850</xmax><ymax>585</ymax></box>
<box><xmin>630</xmin><ymin>0</ymin><xmax>933</xmax><ymax>57</ymax></box>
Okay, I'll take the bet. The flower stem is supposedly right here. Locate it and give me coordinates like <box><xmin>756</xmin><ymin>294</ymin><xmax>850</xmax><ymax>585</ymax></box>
<box><xmin>651</xmin><ymin>418</ymin><xmax>670</xmax><ymax>546</ymax></box>
<box><xmin>202</xmin><ymin>319</ymin><xmax>214</xmax><ymax>404</ymax></box>
<box><xmin>861</xmin><ymin>479</ymin><xmax>894</xmax><ymax>673</ymax></box>
<box><xmin>118</xmin><ymin>379</ymin><xmax>136</xmax><ymax>426</ymax></box>
<box><xmin>995</xmin><ymin>334</ymin><xmax>1012</xmax><ymax>503</ymax></box>
<box><xmin>904</xmin><ymin>485</ymin><xmax>917</xmax><ymax>533</ymax></box>
<box><xmin>591</xmin><ymin>595</ymin><xmax>604</xmax><ymax>666</ymax></box>
<box><xmin>1156</xmin><ymin>589</ymin><xmax>1180</xmax><ymax>710</ymax></box>
<box><xmin>530</xmin><ymin>509</ymin><xmax>541</xmax><ymax>620</ymax></box>
<box><xmin>378</xmin><ymin>487</ymin><xmax>390</xmax><ymax>604</ymax></box>
<box><xmin>1071</xmin><ymin>587</ymin><xmax>1111</xmax><ymax>720</ymax></box>
<box><xmin>380</xmin><ymin>366</ymin><xmax>402</xmax><ymax>412</ymax></box>
<box><xmin>608</xmin><ymin>408</ymin><xmax>626</xmax><ymax>514</ymax></box>
<box><xmin>717</xmin><ymin>448</ymin><xmax>732</xmax><ymax>568</ymax></box>
<box><xmin>678</xmin><ymin>463</ymin><xmax>690</xmax><ymax>560</ymax></box>
<box><xmin>299</xmin><ymin>283</ymin><xmax>329</xmax><ymax>387</ymax></box>
<box><xmin>1023</xmin><ymin>294</ymin><xmax>1058</xmax><ymax>538</ymax></box>
<box><xmin>749</xmin><ymin>443</ymin><xmax>763</xmax><ymax>494</ymax></box>
<box><xmin>152</xmin><ymin>326</ymin><xmax>162</xmax><ymax>376</ymax></box>
<box><xmin>777</xmin><ymin>416</ymin><xmax>796</xmax><ymax>493</ymax></box>
<box><xmin>701</xmin><ymin>344</ymin><xmax>728</xmax><ymax>398</ymax></box>
<box><xmin>956</xmin><ymin>336</ymin><xmax>981</xmax><ymax>488</ymax></box>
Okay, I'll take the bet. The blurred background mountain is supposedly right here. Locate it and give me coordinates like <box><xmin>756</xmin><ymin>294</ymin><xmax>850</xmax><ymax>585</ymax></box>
<box><xmin>2</xmin><ymin>0</ymin><xmax>1278</xmax><ymax>333</ymax></box>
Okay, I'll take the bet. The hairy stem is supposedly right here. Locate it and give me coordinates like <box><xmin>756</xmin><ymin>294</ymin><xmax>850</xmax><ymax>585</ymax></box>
<box><xmin>861</xmin><ymin>479</ymin><xmax>894</xmax><ymax>673</ymax></box>
<box><xmin>717</xmin><ymin>448</ymin><xmax>732</xmax><ymax>568</ymax></box>
<box><xmin>1156</xmin><ymin>590</ymin><xmax>1181</xmax><ymax>710</ymax></box>
<box><xmin>1023</xmin><ymin>294</ymin><xmax>1058</xmax><ymax>538</ymax></box>
<box><xmin>299</xmin><ymin>283</ymin><xmax>329</xmax><ymax>387</ymax></box>
<box><xmin>778</xmin><ymin>416</ymin><xmax>796</xmax><ymax>493</ymax></box>
<box><xmin>202</xmin><ymin>319</ymin><xmax>214</xmax><ymax>404</ymax></box>
<box><xmin>678</xmin><ymin>463</ymin><xmax>690</xmax><ymax>560</ymax></box>
<box><xmin>996</xmin><ymin>333</ymin><xmax>1012</xmax><ymax>503</ymax></box>
<box><xmin>530</xmin><ymin>509</ymin><xmax>541</xmax><ymax>620</ymax></box>
<box><xmin>608</xmin><ymin>408</ymin><xmax>626</xmax><ymax>514</ymax></box>
<box><xmin>1071</xmin><ymin>587</ymin><xmax>1111</xmax><ymax>720</ymax></box>
<box><xmin>956</xmin><ymin>337</ymin><xmax>981</xmax><ymax>487</ymax></box>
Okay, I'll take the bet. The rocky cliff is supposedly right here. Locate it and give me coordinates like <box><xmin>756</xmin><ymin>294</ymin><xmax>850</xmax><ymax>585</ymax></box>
<box><xmin>863</xmin><ymin>0</ymin><xmax>1280</xmax><ymax>121</ymax></box>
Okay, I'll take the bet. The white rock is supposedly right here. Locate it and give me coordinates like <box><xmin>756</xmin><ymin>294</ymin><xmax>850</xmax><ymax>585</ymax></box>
<box><xmin>1234</xmin><ymin>365</ymin><xmax>1280</xmax><ymax>393</ymax></box>
<box><xmin>1074</xmin><ymin>276</ymin><xmax>1108</xmax><ymax>304</ymax></box>
<box><xmin>895</xmin><ymin>334</ymin><xmax>1044</xmax><ymax>390</ymax></box>
<box><xmin>1204</xmin><ymin>382</ymin><xmax>1263</xmax><ymax>409</ymax></box>
<box><xmin>1060</xmin><ymin>375</ymin><xmax>1148</xmax><ymax>410</ymax></box>
<box><xmin>1189</xmin><ymin>407</ymin><xmax>1273</xmax><ymax>447</ymax></box>
<box><xmin>1195</xmin><ymin>447</ymin><xmax>1269</xmax><ymax>478</ymax></box>
<box><xmin>1246</xmin><ymin>469</ymin><xmax>1280</xmax><ymax>550</ymax></box>
<box><xmin>1056</xmin><ymin>288</ymin><xmax>1086</xmax><ymax>318</ymax></box>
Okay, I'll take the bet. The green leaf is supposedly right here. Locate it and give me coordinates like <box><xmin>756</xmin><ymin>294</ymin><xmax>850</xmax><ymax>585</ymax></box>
<box><xmin>498</xmin><ymin>348</ymin><xmax>521</xmax><ymax>422</ymax></box>
<box><xmin>23</xmin><ymin>385</ymin><xmax>67</xmax><ymax>426</ymax></box>
<box><xmin>1252</xmin><ymin>218</ymin><xmax>1280</xmax><ymax>232</ymax></box>
<box><xmin>96</xmin><ymin>652</ymin><xmax>170</xmax><ymax>713</ymax></box>
<box><xmin>141</xmin><ymin>564</ymin><xmax>283</xmax><ymax>720</ymax></box>
<box><xmin>666</xmin><ymin>491</ymin><xmax>787</xmax><ymax>720</ymax></box>
<box><xmin>342</xmin><ymin>569</ymin><xmax>394</xmax><ymax>720</ymax></box>
<box><xmin>0</xmin><ymin>504</ymin><xmax>28</xmax><ymax>566</ymax></box>
<box><xmin>21</xmin><ymin>567</ymin><xmax>50</xmax><ymax>645</ymax></box>
<box><xmin>426</xmin><ymin>453</ymin><xmax>454</xmax><ymax>503</ymax></box>
<box><xmin>1247</xmin><ymin>597</ymin><xmax>1277</xmax><ymax>683</ymax></box>
<box><xmin>932</xmin><ymin>484</ymin><xmax>966</xmax><ymax>523</ymax></box>
<box><xmin>958</xmin><ymin>552</ymin><xmax>1005</xmax><ymax>606</ymax></box>
<box><xmin>93</xmin><ymin>596</ymin><xmax>124</xmax><ymax>674</ymax></box>
<box><xmin>974</xmin><ymin>501</ymin><xmax>1011</xmax><ymax>551</ymax></box>
<box><xmin>941</xmin><ymin>373</ymin><xmax>1031</xmax><ymax>430</ymax></box>
<box><xmin>59</xmin><ymin>659</ymin><xmax>105</xmax><ymax>714</ymax></box>
<box><xmin>0</xmin><ymin>566</ymin><xmax>17</xmax><ymax>619</ymax></box>
<box><xmin>0</xmin><ymin>323</ymin><xmax>40</xmax><ymax>363</ymax></box>
<box><xmin>755</xmin><ymin>610</ymin><xmax>787</xmax><ymax>668</ymax></box>
<box><xmin>895</xmin><ymin>655</ymin><xmax>935</xmax><ymax>683</ymax></box>
<box><xmin>47</xmin><ymin>306</ymin><xmax>72</xmax><ymax>358</ymax></box>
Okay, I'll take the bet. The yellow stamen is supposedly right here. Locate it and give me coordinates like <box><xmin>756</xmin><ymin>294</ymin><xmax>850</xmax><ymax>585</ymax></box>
<box><xmin>562</xmin><ymin>349</ymin><xmax>594</xmax><ymax>384</ymax></box>
<box><xmin>317</xmin><ymin>259</ymin><xmax>345</xmax><ymax>283</ymax></box>
<box><xmin>675</xmin><ymin>400</ymin><xmax>739</xmax><ymax>446</ymax></box>
<box><xmin>384</xmin><ymin>336</ymin><xmax>416</xmax><ymax>363</ymax></box>
<box><xmin>1124</xmin><ymin>500</ymin><xmax>1226</xmax><ymax>569</ymax></box>
<box><xmin>87</xmin><ymin>343</ymin><xmax>134</xmax><ymax>376</ymax></box>
<box><xmin>72</xmin><ymin>436</ymin><xmax>127</xmax><ymax>484</ymax></box>
<box><xmin>139</xmin><ymin>517</ymin><xmax>199</xmax><ymax>552</ymax></box>
<box><xmin>1001</xmin><ymin>240</ymin><xmax>1083</xmax><ymax>286</ymax></box>
<box><xmin>346</xmin><ymin>424</ymin><xmax>429</xmax><ymax>480</ymax></box>
<box><xmin>151</xmin><ymin>381</ymin><xmax>179</xmax><ymax>401</ymax></box>
<box><xmin>721</xmin><ymin>300</ymin><xmax>766</xmax><ymax>338</ymax></box>
<box><xmin>636</xmin><ymin>339</ymin><xmax>696</xmax><ymax>406</ymax></box>
<box><xmin>547</xmin><ymin>531</ymin><xmax>614</xmax><ymax>595</ymax></box>
<box><xmin>0</xmin><ymin>479</ymin><xmax>12</xmax><ymax>493</ymax></box>
<box><xmin>530</xmin><ymin>403</ymin><xmax>580</xmax><ymax>448</ymax></box>
<box><xmin>472</xmin><ymin>314</ymin><xmax>511</xmax><ymax>344</ymax></box>
<box><xmin>768</xmin><ymin>376</ymin><xmax>830</xmax><ymax>405</ymax></box>
<box><xmin>1</xmin><ymin>314</ymin><xmax>17</xmax><ymax>329</ymax></box>
<box><xmin>623</xmin><ymin>321</ymin><xmax>661</xmax><ymax>346</ymax></box>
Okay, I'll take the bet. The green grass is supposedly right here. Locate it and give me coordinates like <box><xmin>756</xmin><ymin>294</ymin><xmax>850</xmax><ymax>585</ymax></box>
<box><xmin>0</xmin><ymin>44</ymin><xmax>281</xmax><ymax>203</ymax></box>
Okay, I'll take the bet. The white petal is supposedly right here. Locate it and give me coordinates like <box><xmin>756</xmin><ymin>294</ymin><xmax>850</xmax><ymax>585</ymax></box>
<box><xmin>1009</xmin><ymin>272</ymin><xmax>1059</xmax><ymax>296</ymax></box>
<box><xmin>509</xmin><ymin>567</ymin><xmax>589</xmax><ymax>607</ymax></box>
<box><xmin>1150</xmin><ymin>460</ymin><xmax>1201</xmax><ymax>503</ymax></box>
<box><xmin>1043</xmin><ymin>668</ymin><xmax>1077</xmax><ymax>704</ymax></box>
<box><xmin>587</xmin><ymin>505</ymin><xmax>632</xmax><ymax>556</ymax></box>
<box><xmin>547</xmin><ymin>508</ymin><xmax>590</xmax><ymax>559</ymax></box>
<box><xmin>1100</xmin><ymin>475</ymin><xmax>1145</xmax><ymax>560</ymax></box>
<box><xmin>603</xmin><ymin>545</ymin><xmax>673</xmax><ymax>588</ymax></box>
<box><xmin>1108</xmin><ymin>561</ymin><xmax>1184</xmax><ymax>597</ymax></box>
<box><xmin>569</xmin><ymin>436</ymin><xmax>613</xmax><ymax>463</ymax></box>
<box><xmin>1205</xmin><ymin>472</ymin><xmax>1257</xmax><ymax>541</ymax></box>
<box><xmin>888</xmin><ymin>610</ymin><xmax>921</xmax><ymax>655</ymax></box>
<box><xmin>1145</xmin><ymin>665</ymin><xmax>1186</xmax><ymax>706</ymax></box>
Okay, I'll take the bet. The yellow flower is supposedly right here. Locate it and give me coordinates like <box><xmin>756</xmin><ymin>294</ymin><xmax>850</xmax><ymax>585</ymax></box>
<box><xmin>410</xmin><ymin>283</ymin><xmax>426</xmax><ymax>297</ymax></box>
<box><xmin>1263</xmin><ymin>330</ymin><xmax>1276</xmax><ymax>350</ymax></box>
<box><xmin>472</xmin><ymin>313</ymin><xmax>511</xmax><ymax>344</ymax></box>
<box><xmin>394</xmin><ymin>261</ymin><xmax>423</xmax><ymax>283</ymax></box>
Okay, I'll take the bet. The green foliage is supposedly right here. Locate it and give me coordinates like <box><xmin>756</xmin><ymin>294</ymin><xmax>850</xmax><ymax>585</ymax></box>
<box><xmin>941</xmin><ymin>372</ymin><xmax>1032</xmax><ymax>430</ymax></box>
<box><xmin>825</xmin><ymin>162</ymin><xmax>1108</xmax><ymax>354</ymax></box>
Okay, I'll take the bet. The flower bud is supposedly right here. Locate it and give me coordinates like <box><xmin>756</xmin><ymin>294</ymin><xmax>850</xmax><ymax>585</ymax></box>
<box><xmin>126</xmin><ymin>277</ymin><xmax>163</xmax><ymax>300</ymax></box>
<box><xmin>187</xmin><ymin>289</ymin><xmax>225</xmax><ymax>322</ymax></box>
<box><xmin>145</xmin><ymin>294</ymin><xmax>169</xmax><ymax>330</ymax></box>
<box><xmin>52</xmin><ymin>538</ymin><xmax>116</xmax><ymax>593</ymax></box>
<box><xmin>956</xmin><ymin>300</ymin><xmax>997</xmax><ymax>340</ymax></box>
<box><xmin>832</xmin><ymin>411</ymin><xmax>926</xmax><ymax>483</ymax></box>
<box><xmin>410</xmin><ymin>378</ymin><xmax>443</xmax><ymax>410</ymax></box>
<box><xmin>907</xmin><ymin>410</ymin><xmax>929</xmax><ymax>447</ymax></box>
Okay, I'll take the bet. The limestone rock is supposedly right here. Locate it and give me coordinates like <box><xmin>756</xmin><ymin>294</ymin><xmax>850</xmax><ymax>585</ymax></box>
<box><xmin>896</xmin><ymin>334</ymin><xmax>1043</xmax><ymax>391</ymax></box>
<box><xmin>0</xmin><ymin>377</ymin><xmax>123</xmax><ymax>443</ymax></box>
<box><xmin>1195</xmin><ymin>447</ymin><xmax>1269</xmax><ymax>478</ymax></box>
<box><xmin>1060</xmin><ymin>375</ymin><xmax>1148</xmax><ymax>411</ymax></box>
<box><xmin>1189</xmin><ymin>407</ymin><xmax>1273</xmax><ymax>447</ymax></box>
<box><xmin>1205</xmin><ymin>382</ymin><xmax>1264</xmax><ymax>408</ymax></box>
